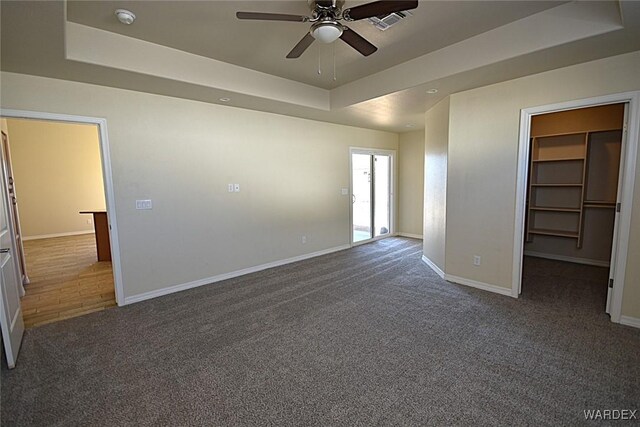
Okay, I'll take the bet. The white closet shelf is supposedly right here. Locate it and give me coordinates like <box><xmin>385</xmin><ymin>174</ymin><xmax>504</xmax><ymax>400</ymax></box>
<box><xmin>532</xmin><ymin>157</ymin><xmax>585</xmax><ymax>163</ymax></box>
<box><xmin>529</xmin><ymin>228</ymin><xmax>579</xmax><ymax>238</ymax></box>
<box><xmin>530</xmin><ymin>206</ymin><xmax>581</xmax><ymax>213</ymax></box>
<box><xmin>531</xmin><ymin>183</ymin><xmax>583</xmax><ymax>187</ymax></box>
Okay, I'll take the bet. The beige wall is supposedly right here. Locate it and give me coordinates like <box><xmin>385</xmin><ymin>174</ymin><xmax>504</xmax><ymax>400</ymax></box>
<box><xmin>443</xmin><ymin>50</ymin><xmax>640</xmax><ymax>318</ymax></box>
<box><xmin>423</xmin><ymin>97</ymin><xmax>450</xmax><ymax>272</ymax></box>
<box><xmin>0</xmin><ymin>72</ymin><xmax>398</xmax><ymax>299</ymax></box>
<box><xmin>5</xmin><ymin>119</ymin><xmax>105</xmax><ymax>238</ymax></box>
<box><xmin>398</xmin><ymin>130</ymin><xmax>424</xmax><ymax>237</ymax></box>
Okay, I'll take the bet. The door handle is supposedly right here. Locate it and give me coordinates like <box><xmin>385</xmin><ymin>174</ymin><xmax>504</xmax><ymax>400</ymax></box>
<box><xmin>0</xmin><ymin>248</ymin><xmax>9</xmax><ymax>254</ymax></box>
<box><xmin>352</xmin><ymin>194</ymin><xmax>356</xmax><ymax>204</ymax></box>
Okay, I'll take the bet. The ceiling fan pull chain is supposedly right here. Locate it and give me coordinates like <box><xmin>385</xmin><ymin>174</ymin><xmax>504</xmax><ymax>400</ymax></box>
<box><xmin>317</xmin><ymin>44</ymin><xmax>322</xmax><ymax>75</ymax></box>
<box><xmin>333</xmin><ymin>42</ymin><xmax>337</xmax><ymax>81</ymax></box>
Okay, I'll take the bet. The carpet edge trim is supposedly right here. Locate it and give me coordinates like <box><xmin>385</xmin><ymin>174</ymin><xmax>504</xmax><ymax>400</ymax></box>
<box><xmin>620</xmin><ymin>315</ymin><xmax>640</xmax><ymax>329</ymax></box>
<box><xmin>524</xmin><ymin>250</ymin><xmax>610</xmax><ymax>268</ymax></box>
<box><xmin>123</xmin><ymin>244</ymin><xmax>351</xmax><ymax>305</ymax></box>
<box><xmin>421</xmin><ymin>255</ymin><xmax>445</xmax><ymax>279</ymax></box>
<box><xmin>398</xmin><ymin>232</ymin><xmax>423</xmax><ymax>239</ymax></box>
<box><xmin>445</xmin><ymin>274</ymin><xmax>514</xmax><ymax>298</ymax></box>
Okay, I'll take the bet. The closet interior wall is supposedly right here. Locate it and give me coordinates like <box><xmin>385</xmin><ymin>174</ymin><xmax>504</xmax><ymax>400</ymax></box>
<box><xmin>524</xmin><ymin>104</ymin><xmax>624</xmax><ymax>266</ymax></box>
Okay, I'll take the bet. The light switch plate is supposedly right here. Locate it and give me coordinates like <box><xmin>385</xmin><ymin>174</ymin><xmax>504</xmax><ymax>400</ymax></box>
<box><xmin>341</xmin><ymin>188</ymin><xmax>349</xmax><ymax>195</ymax></box>
<box><xmin>234</xmin><ymin>184</ymin><xmax>240</xmax><ymax>192</ymax></box>
<box><xmin>228</xmin><ymin>184</ymin><xmax>234</xmax><ymax>193</ymax></box>
<box><xmin>136</xmin><ymin>199</ymin><xmax>153</xmax><ymax>210</ymax></box>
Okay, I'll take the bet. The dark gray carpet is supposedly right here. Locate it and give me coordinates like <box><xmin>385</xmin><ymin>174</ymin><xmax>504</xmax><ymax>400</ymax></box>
<box><xmin>2</xmin><ymin>238</ymin><xmax>639</xmax><ymax>425</ymax></box>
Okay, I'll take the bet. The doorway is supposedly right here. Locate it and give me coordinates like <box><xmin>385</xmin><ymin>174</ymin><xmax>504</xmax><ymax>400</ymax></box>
<box><xmin>513</xmin><ymin>91</ymin><xmax>640</xmax><ymax>325</ymax></box>
<box><xmin>0</xmin><ymin>114</ymin><xmax>123</xmax><ymax>328</ymax></box>
<box><xmin>350</xmin><ymin>148</ymin><xmax>395</xmax><ymax>245</ymax></box>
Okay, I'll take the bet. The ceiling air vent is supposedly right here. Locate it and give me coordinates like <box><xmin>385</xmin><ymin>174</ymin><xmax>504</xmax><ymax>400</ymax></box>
<box><xmin>367</xmin><ymin>10</ymin><xmax>412</xmax><ymax>31</ymax></box>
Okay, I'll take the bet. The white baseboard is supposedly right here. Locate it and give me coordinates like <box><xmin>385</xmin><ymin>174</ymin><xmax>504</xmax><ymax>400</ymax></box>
<box><xmin>620</xmin><ymin>315</ymin><xmax>640</xmax><ymax>329</ymax></box>
<box><xmin>421</xmin><ymin>255</ymin><xmax>445</xmax><ymax>279</ymax></box>
<box><xmin>23</xmin><ymin>230</ymin><xmax>94</xmax><ymax>241</ymax></box>
<box><xmin>398</xmin><ymin>232</ymin><xmax>423</xmax><ymax>239</ymax></box>
<box><xmin>524</xmin><ymin>250</ymin><xmax>610</xmax><ymax>268</ymax></box>
<box><xmin>124</xmin><ymin>244</ymin><xmax>351</xmax><ymax>305</ymax></box>
<box><xmin>444</xmin><ymin>274</ymin><xmax>514</xmax><ymax>298</ymax></box>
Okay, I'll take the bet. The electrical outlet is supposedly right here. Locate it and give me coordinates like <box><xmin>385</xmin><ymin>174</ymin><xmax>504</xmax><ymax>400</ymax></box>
<box><xmin>135</xmin><ymin>199</ymin><xmax>153</xmax><ymax>210</ymax></box>
<box><xmin>473</xmin><ymin>255</ymin><xmax>481</xmax><ymax>266</ymax></box>
<box><xmin>228</xmin><ymin>184</ymin><xmax>234</xmax><ymax>193</ymax></box>
<box><xmin>302</xmin><ymin>236</ymin><xmax>307</xmax><ymax>244</ymax></box>
<box><xmin>234</xmin><ymin>184</ymin><xmax>240</xmax><ymax>192</ymax></box>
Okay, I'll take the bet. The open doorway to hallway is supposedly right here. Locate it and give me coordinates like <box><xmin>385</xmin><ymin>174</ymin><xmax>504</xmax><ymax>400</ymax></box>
<box><xmin>1</xmin><ymin>118</ymin><xmax>116</xmax><ymax>328</ymax></box>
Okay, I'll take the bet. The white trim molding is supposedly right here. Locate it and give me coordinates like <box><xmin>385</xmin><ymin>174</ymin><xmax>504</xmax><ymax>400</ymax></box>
<box><xmin>446</xmin><ymin>274</ymin><xmax>514</xmax><ymax>297</ymax></box>
<box><xmin>124</xmin><ymin>244</ymin><xmax>351</xmax><ymax>305</ymax></box>
<box><xmin>398</xmin><ymin>232</ymin><xmax>423</xmax><ymax>239</ymax></box>
<box><xmin>0</xmin><ymin>108</ymin><xmax>126</xmax><ymax>306</ymax></box>
<box><xmin>524</xmin><ymin>251</ymin><xmax>610</xmax><ymax>268</ymax></box>
<box><xmin>421</xmin><ymin>255</ymin><xmax>445</xmax><ymax>279</ymax></box>
<box><xmin>420</xmin><ymin>256</ymin><xmax>515</xmax><ymax>300</ymax></box>
<box><xmin>620</xmin><ymin>316</ymin><xmax>640</xmax><ymax>329</ymax></box>
<box><xmin>512</xmin><ymin>91</ymin><xmax>639</xmax><ymax>323</ymax></box>
<box><xmin>23</xmin><ymin>230</ymin><xmax>94</xmax><ymax>241</ymax></box>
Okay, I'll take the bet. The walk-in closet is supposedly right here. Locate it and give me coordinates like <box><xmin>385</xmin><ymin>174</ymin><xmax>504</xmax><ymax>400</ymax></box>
<box><xmin>522</xmin><ymin>103</ymin><xmax>625</xmax><ymax>314</ymax></box>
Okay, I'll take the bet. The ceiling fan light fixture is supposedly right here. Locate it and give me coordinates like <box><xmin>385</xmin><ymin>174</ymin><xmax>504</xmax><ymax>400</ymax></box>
<box><xmin>310</xmin><ymin>22</ymin><xmax>343</xmax><ymax>43</ymax></box>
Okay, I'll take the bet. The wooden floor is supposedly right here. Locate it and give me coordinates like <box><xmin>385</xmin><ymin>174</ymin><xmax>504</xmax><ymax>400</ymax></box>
<box><xmin>21</xmin><ymin>234</ymin><xmax>116</xmax><ymax>328</ymax></box>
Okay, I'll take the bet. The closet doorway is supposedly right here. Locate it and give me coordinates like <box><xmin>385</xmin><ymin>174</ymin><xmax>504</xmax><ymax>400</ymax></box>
<box><xmin>350</xmin><ymin>148</ymin><xmax>395</xmax><ymax>245</ymax></box>
<box><xmin>519</xmin><ymin>102</ymin><xmax>628</xmax><ymax>316</ymax></box>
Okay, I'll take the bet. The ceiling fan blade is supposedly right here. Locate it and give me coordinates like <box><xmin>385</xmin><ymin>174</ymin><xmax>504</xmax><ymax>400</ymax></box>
<box><xmin>286</xmin><ymin>33</ymin><xmax>315</xmax><ymax>58</ymax></box>
<box><xmin>343</xmin><ymin>0</ymin><xmax>418</xmax><ymax>21</ymax></box>
<box><xmin>236</xmin><ymin>12</ymin><xmax>308</xmax><ymax>22</ymax></box>
<box><xmin>340</xmin><ymin>27</ymin><xmax>377</xmax><ymax>56</ymax></box>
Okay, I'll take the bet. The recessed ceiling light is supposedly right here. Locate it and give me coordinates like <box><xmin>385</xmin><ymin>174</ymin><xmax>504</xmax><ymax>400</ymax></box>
<box><xmin>115</xmin><ymin>9</ymin><xmax>136</xmax><ymax>25</ymax></box>
<box><xmin>426</xmin><ymin>89</ymin><xmax>438</xmax><ymax>94</ymax></box>
<box><xmin>219</xmin><ymin>98</ymin><xmax>231</xmax><ymax>102</ymax></box>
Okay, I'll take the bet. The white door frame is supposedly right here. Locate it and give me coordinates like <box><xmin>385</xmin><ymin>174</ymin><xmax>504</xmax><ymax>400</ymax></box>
<box><xmin>512</xmin><ymin>91</ymin><xmax>639</xmax><ymax>323</ymax></box>
<box><xmin>0</xmin><ymin>130</ymin><xmax>25</xmax><ymax>369</ymax></box>
<box><xmin>0</xmin><ymin>109</ymin><xmax>125</xmax><ymax>306</ymax></box>
<box><xmin>0</xmin><ymin>132</ymin><xmax>25</xmax><ymax>297</ymax></box>
<box><xmin>349</xmin><ymin>147</ymin><xmax>397</xmax><ymax>247</ymax></box>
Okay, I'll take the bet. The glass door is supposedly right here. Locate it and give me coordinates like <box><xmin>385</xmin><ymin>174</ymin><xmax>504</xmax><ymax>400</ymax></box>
<box><xmin>373</xmin><ymin>154</ymin><xmax>390</xmax><ymax>237</ymax></box>
<box><xmin>351</xmin><ymin>150</ymin><xmax>393</xmax><ymax>244</ymax></box>
<box><xmin>352</xmin><ymin>153</ymin><xmax>372</xmax><ymax>243</ymax></box>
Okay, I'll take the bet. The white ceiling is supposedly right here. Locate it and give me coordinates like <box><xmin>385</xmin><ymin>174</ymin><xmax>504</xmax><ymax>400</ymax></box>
<box><xmin>2</xmin><ymin>1</ymin><xmax>640</xmax><ymax>133</ymax></box>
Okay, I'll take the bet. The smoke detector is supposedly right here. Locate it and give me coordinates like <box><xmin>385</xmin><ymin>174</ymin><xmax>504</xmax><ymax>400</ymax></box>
<box><xmin>115</xmin><ymin>9</ymin><xmax>136</xmax><ymax>25</ymax></box>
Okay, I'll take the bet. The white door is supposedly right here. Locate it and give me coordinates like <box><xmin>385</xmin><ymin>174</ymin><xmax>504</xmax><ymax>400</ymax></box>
<box><xmin>0</xmin><ymin>131</ymin><xmax>24</xmax><ymax>369</ymax></box>
<box><xmin>606</xmin><ymin>103</ymin><xmax>629</xmax><ymax>314</ymax></box>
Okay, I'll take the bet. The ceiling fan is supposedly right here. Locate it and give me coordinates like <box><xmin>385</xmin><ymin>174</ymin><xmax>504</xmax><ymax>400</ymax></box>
<box><xmin>236</xmin><ymin>0</ymin><xmax>419</xmax><ymax>58</ymax></box>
